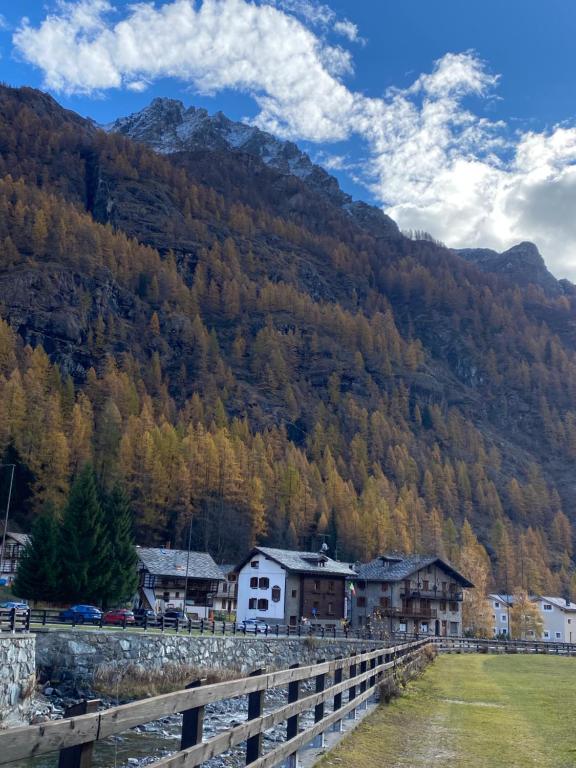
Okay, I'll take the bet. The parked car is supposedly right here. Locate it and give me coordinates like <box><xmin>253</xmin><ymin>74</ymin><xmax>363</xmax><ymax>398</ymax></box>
<box><xmin>59</xmin><ymin>605</ymin><xmax>102</xmax><ymax>624</ymax></box>
<box><xmin>0</xmin><ymin>601</ymin><xmax>29</xmax><ymax>611</ymax></box>
<box><xmin>133</xmin><ymin>607</ymin><xmax>159</xmax><ymax>626</ymax></box>
<box><xmin>162</xmin><ymin>609</ymin><xmax>188</xmax><ymax>623</ymax></box>
<box><xmin>103</xmin><ymin>609</ymin><xmax>135</xmax><ymax>626</ymax></box>
<box><xmin>237</xmin><ymin>619</ymin><xmax>269</xmax><ymax>634</ymax></box>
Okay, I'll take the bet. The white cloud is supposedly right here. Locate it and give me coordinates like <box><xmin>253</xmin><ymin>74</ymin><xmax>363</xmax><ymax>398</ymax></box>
<box><xmin>12</xmin><ymin>0</ymin><xmax>576</xmax><ymax>280</ymax></box>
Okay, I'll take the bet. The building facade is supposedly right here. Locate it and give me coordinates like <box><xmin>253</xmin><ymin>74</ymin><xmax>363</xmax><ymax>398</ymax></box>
<box><xmin>235</xmin><ymin>547</ymin><xmax>356</xmax><ymax>628</ymax></box>
<box><xmin>536</xmin><ymin>597</ymin><xmax>576</xmax><ymax>642</ymax></box>
<box><xmin>214</xmin><ymin>564</ymin><xmax>238</xmax><ymax>617</ymax></box>
<box><xmin>351</xmin><ymin>554</ymin><xmax>473</xmax><ymax>636</ymax></box>
<box><xmin>136</xmin><ymin>547</ymin><xmax>223</xmax><ymax>619</ymax></box>
<box><xmin>489</xmin><ymin>594</ymin><xmax>512</xmax><ymax>637</ymax></box>
<box><xmin>0</xmin><ymin>532</ymin><xmax>30</xmax><ymax>586</ymax></box>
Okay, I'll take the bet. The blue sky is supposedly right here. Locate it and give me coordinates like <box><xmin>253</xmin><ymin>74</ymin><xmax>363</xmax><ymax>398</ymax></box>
<box><xmin>2</xmin><ymin>0</ymin><xmax>576</xmax><ymax>278</ymax></box>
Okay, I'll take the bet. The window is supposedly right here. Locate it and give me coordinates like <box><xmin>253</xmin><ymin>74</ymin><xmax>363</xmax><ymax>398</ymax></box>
<box><xmin>543</xmin><ymin>604</ymin><xmax>553</xmax><ymax>611</ymax></box>
<box><xmin>399</xmin><ymin>622</ymin><xmax>407</xmax><ymax>632</ymax></box>
<box><xmin>259</xmin><ymin>577</ymin><xmax>270</xmax><ymax>589</ymax></box>
<box><xmin>257</xmin><ymin>599</ymin><xmax>269</xmax><ymax>611</ymax></box>
<box><xmin>556</xmin><ymin>632</ymin><xmax>562</xmax><ymax>639</ymax></box>
<box><xmin>440</xmin><ymin>601</ymin><xmax>447</xmax><ymax>612</ymax></box>
<box><xmin>501</xmin><ymin>614</ymin><xmax>507</xmax><ymax>622</ymax></box>
<box><xmin>449</xmin><ymin>602</ymin><xmax>458</xmax><ymax>612</ymax></box>
<box><xmin>492</xmin><ymin>614</ymin><xmax>496</xmax><ymax>620</ymax></box>
<box><xmin>314</xmin><ymin>580</ymin><xmax>320</xmax><ymax>592</ymax></box>
<box><xmin>175</xmin><ymin>592</ymin><xmax>180</xmax><ymax>598</ymax></box>
<box><xmin>228</xmin><ymin>574</ymin><xmax>237</xmax><ymax>582</ymax></box>
<box><xmin>328</xmin><ymin>581</ymin><xmax>335</xmax><ymax>593</ymax></box>
<box><xmin>423</xmin><ymin>580</ymin><xmax>429</xmax><ymax>591</ymax></box>
<box><xmin>357</xmin><ymin>596</ymin><xmax>366</xmax><ymax>608</ymax></box>
<box><xmin>163</xmin><ymin>592</ymin><xmax>170</xmax><ymax>601</ymax></box>
<box><xmin>250</xmin><ymin>577</ymin><xmax>258</xmax><ymax>589</ymax></box>
<box><xmin>450</xmin><ymin>622</ymin><xmax>458</xmax><ymax>635</ymax></box>
<box><xmin>271</xmin><ymin>586</ymin><xmax>281</xmax><ymax>602</ymax></box>
<box><xmin>251</xmin><ymin>560</ymin><xmax>259</xmax><ymax>569</ymax></box>
<box><xmin>249</xmin><ymin>598</ymin><xmax>257</xmax><ymax>609</ymax></box>
<box><xmin>543</xmin><ymin>631</ymin><xmax>550</xmax><ymax>639</ymax></box>
<box><xmin>327</xmin><ymin>602</ymin><xmax>334</xmax><ymax>615</ymax></box>
<box><xmin>494</xmin><ymin>601</ymin><xmax>500</xmax><ymax>608</ymax></box>
<box><xmin>381</xmin><ymin>582</ymin><xmax>388</xmax><ymax>592</ymax></box>
<box><xmin>289</xmin><ymin>615</ymin><xmax>297</xmax><ymax>626</ymax></box>
<box><xmin>291</xmin><ymin>589</ymin><xmax>297</xmax><ymax>598</ymax></box>
<box><xmin>222</xmin><ymin>584</ymin><xmax>228</xmax><ymax>594</ymax></box>
<box><xmin>380</xmin><ymin>597</ymin><xmax>390</xmax><ymax>608</ymax></box>
<box><xmin>569</xmin><ymin>619</ymin><xmax>572</xmax><ymax>625</ymax></box>
<box><xmin>421</xmin><ymin>622</ymin><xmax>428</xmax><ymax>633</ymax></box>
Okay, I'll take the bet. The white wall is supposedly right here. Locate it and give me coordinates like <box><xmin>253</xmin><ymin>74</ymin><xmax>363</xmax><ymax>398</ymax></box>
<box><xmin>236</xmin><ymin>553</ymin><xmax>287</xmax><ymax>623</ymax></box>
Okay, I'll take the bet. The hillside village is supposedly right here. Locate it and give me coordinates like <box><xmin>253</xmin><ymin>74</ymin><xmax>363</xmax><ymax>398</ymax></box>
<box><xmin>3</xmin><ymin>527</ymin><xmax>573</xmax><ymax>641</ymax></box>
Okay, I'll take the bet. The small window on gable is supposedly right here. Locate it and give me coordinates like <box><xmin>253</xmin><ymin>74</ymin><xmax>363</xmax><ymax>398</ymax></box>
<box><xmin>494</xmin><ymin>602</ymin><xmax>500</xmax><ymax>608</ymax></box>
<box><xmin>543</xmin><ymin>604</ymin><xmax>553</xmax><ymax>611</ymax></box>
<box><xmin>251</xmin><ymin>560</ymin><xmax>259</xmax><ymax>569</ymax></box>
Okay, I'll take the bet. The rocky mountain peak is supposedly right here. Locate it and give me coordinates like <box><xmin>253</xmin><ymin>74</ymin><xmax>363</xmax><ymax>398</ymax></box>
<box><xmin>106</xmin><ymin>98</ymin><xmax>400</xmax><ymax>239</ymax></box>
<box><xmin>457</xmin><ymin>241</ymin><xmax>562</xmax><ymax>296</ymax></box>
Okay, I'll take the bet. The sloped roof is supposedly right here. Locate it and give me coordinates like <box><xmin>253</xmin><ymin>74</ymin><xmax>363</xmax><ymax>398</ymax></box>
<box><xmin>539</xmin><ymin>596</ymin><xmax>576</xmax><ymax>612</ymax></box>
<box><xmin>6</xmin><ymin>532</ymin><xmax>30</xmax><ymax>547</ymax></box>
<box><xmin>238</xmin><ymin>547</ymin><xmax>356</xmax><ymax>577</ymax></box>
<box><xmin>137</xmin><ymin>547</ymin><xmax>224</xmax><ymax>581</ymax></box>
<box><xmin>356</xmin><ymin>553</ymin><xmax>474</xmax><ymax>588</ymax></box>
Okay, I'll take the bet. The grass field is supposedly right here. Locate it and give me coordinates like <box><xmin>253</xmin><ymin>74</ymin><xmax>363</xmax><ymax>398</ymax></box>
<box><xmin>318</xmin><ymin>654</ymin><xmax>576</xmax><ymax>768</ymax></box>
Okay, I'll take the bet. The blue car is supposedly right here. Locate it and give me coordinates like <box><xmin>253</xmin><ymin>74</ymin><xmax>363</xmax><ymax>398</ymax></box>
<box><xmin>59</xmin><ymin>604</ymin><xmax>102</xmax><ymax>624</ymax></box>
<box><xmin>0</xmin><ymin>601</ymin><xmax>29</xmax><ymax>611</ymax></box>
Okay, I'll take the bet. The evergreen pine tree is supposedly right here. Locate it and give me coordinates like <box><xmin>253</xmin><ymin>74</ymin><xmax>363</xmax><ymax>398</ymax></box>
<box><xmin>101</xmin><ymin>484</ymin><xmax>139</xmax><ymax>608</ymax></box>
<box><xmin>13</xmin><ymin>503</ymin><xmax>60</xmax><ymax>603</ymax></box>
<box><xmin>59</xmin><ymin>464</ymin><xmax>111</xmax><ymax>605</ymax></box>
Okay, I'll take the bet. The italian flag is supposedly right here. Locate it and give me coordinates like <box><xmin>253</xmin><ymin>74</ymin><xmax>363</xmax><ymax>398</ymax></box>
<box><xmin>349</xmin><ymin>582</ymin><xmax>356</xmax><ymax>595</ymax></box>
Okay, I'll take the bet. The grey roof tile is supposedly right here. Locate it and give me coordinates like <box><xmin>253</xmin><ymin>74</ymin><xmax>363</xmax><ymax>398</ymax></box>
<box><xmin>253</xmin><ymin>547</ymin><xmax>356</xmax><ymax>576</ymax></box>
<box><xmin>355</xmin><ymin>553</ymin><xmax>473</xmax><ymax>587</ymax></box>
<box><xmin>137</xmin><ymin>547</ymin><xmax>224</xmax><ymax>581</ymax></box>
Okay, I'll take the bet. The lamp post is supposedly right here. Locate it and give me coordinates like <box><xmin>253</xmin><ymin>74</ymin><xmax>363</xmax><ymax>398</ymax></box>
<box><xmin>0</xmin><ymin>464</ymin><xmax>16</xmax><ymax>580</ymax></box>
<box><xmin>183</xmin><ymin>514</ymin><xmax>194</xmax><ymax>616</ymax></box>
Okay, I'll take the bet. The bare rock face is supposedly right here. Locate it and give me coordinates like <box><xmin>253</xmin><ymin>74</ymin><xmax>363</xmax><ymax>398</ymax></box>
<box><xmin>457</xmin><ymin>241</ymin><xmax>562</xmax><ymax>297</ymax></box>
<box><xmin>107</xmin><ymin>98</ymin><xmax>400</xmax><ymax>240</ymax></box>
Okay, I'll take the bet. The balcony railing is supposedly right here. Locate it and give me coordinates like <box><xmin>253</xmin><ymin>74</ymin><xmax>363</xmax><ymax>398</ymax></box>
<box><xmin>400</xmin><ymin>589</ymin><xmax>463</xmax><ymax>602</ymax></box>
<box><xmin>378</xmin><ymin>606</ymin><xmax>438</xmax><ymax>619</ymax></box>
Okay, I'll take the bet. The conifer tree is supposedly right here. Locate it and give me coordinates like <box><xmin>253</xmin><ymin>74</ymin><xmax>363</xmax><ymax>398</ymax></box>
<box><xmin>59</xmin><ymin>464</ymin><xmax>111</xmax><ymax>605</ymax></box>
<box><xmin>13</xmin><ymin>503</ymin><xmax>60</xmax><ymax>602</ymax></box>
<box><xmin>101</xmin><ymin>484</ymin><xmax>139</xmax><ymax>608</ymax></box>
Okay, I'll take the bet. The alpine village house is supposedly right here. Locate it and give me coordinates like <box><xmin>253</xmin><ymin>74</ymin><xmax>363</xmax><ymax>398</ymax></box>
<box><xmin>351</xmin><ymin>554</ymin><xmax>473</xmax><ymax>636</ymax></box>
<box><xmin>235</xmin><ymin>547</ymin><xmax>356</xmax><ymax>628</ymax></box>
<box><xmin>136</xmin><ymin>547</ymin><xmax>224</xmax><ymax>619</ymax></box>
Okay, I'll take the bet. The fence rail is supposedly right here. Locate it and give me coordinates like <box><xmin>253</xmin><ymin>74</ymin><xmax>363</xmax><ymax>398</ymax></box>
<box><xmin>0</xmin><ymin>638</ymin><xmax>431</xmax><ymax>767</ymax></box>
<box><xmin>0</xmin><ymin>608</ymin><xmax>391</xmax><ymax>640</ymax></box>
<box><xmin>436</xmin><ymin>636</ymin><xmax>576</xmax><ymax>655</ymax></box>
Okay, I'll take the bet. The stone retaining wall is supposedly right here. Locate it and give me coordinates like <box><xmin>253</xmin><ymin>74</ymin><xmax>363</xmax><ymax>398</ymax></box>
<box><xmin>35</xmin><ymin>631</ymin><xmax>384</xmax><ymax>684</ymax></box>
<box><xmin>0</xmin><ymin>634</ymin><xmax>36</xmax><ymax>725</ymax></box>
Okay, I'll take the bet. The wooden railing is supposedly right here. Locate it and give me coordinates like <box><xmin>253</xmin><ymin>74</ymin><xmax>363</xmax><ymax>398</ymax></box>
<box><xmin>436</xmin><ymin>636</ymin><xmax>576</xmax><ymax>655</ymax></box>
<box><xmin>0</xmin><ymin>608</ymin><xmax>30</xmax><ymax>633</ymax></box>
<box><xmin>0</xmin><ymin>638</ymin><xmax>431</xmax><ymax>767</ymax></box>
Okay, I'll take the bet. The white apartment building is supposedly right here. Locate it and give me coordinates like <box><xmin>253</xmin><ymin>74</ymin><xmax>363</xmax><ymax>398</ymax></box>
<box><xmin>536</xmin><ymin>597</ymin><xmax>576</xmax><ymax>643</ymax></box>
<box><xmin>489</xmin><ymin>594</ymin><xmax>512</xmax><ymax>637</ymax></box>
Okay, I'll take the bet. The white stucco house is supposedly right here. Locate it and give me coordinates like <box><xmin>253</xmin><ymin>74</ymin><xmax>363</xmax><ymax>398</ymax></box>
<box><xmin>489</xmin><ymin>593</ymin><xmax>513</xmax><ymax>637</ymax></box>
<box><xmin>536</xmin><ymin>596</ymin><xmax>576</xmax><ymax>643</ymax></box>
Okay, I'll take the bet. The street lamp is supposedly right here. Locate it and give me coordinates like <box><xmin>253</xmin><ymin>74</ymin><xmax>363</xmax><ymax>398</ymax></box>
<box><xmin>0</xmin><ymin>464</ymin><xmax>16</xmax><ymax>580</ymax></box>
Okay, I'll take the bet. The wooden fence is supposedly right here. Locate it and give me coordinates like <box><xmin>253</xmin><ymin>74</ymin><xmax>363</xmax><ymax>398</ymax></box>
<box><xmin>0</xmin><ymin>608</ymin><xmax>29</xmax><ymax>633</ymax></box>
<box><xmin>436</xmin><ymin>636</ymin><xmax>576</xmax><ymax>655</ymax></box>
<box><xmin>0</xmin><ymin>638</ymin><xmax>430</xmax><ymax>767</ymax></box>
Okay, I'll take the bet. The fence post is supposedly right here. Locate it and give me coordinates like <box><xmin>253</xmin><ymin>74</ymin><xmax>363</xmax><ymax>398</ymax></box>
<box><xmin>309</xmin><ymin>659</ymin><xmax>326</xmax><ymax>748</ymax></box>
<box><xmin>9</xmin><ymin>607</ymin><xmax>15</xmax><ymax>633</ymax></box>
<box><xmin>359</xmin><ymin>651</ymin><xmax>368</xmax><ymax>710</ymax></box>
<box><xmin>284</xmin><ymin>663</ymin><xmax>300</xmax><ymax>768</ymax></box>
<box><xmin>246</xmin><ymin>668</ymin><xmax>266</xmax><ymax>764</ymax></box>
<box><xmin>25</xmin><ymin>609</ymin><xmax>31</xmax><ymax>633</ymax></box>
<box><xmin>180</xmin><ymin>678</ymin><xmax>207</xmax><ymax>750</ymax></box>
<box><xmin>57</xmin><ymin>699</ymin><xmax>100</xmax><ymax>768</ymax></box>
<box><xmin>348</xmin><ymin>652</ymin><xmax>357</xmax><ymax>720</ymax></box>
<box><xmin>42</xmin><ymin>609</ymin><xmax>47</xmax><ymax>627</ymax></box>
<box><xmin>332</xmin><ymin>655</ymin><xmax>343</xmax><ymax>732</ymax></box>
<box><xmin>369</xmin><ymin>656</ymin><xmax>377</xmax><ymax>690</ymax></box>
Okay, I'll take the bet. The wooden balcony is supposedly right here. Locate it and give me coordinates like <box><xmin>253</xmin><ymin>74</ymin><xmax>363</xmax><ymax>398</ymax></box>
<box><xmin>401</xmin><ymin>589</ymin><xmax>463</xmax><ymax>602</ymax></box>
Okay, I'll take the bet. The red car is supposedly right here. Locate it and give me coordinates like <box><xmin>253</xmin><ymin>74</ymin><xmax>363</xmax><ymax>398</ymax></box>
<box><xmin>103</xmin><ymin>609</ymin><xmax>135</xmax><ymax>626</ymax></box>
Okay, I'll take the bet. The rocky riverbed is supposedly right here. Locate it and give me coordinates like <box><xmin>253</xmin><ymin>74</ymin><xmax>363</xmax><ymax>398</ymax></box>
<box><xmin>16</xmin><ymin>679</ymin><xmax>321</xmax><ymax>768</ymax></box>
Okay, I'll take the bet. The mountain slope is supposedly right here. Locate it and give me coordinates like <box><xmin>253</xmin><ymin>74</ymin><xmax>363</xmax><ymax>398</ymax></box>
<box><xmin>0</xmin><ymin>84</ymin><xmax>575</xmax><ymax>595</ymax></box>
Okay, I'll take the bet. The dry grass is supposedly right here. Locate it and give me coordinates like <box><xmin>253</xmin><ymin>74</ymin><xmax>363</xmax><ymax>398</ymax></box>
<box><xmin>93</xmin><ymin>662</ymin><xmax>239</xmax><ymax>700</ymax></box>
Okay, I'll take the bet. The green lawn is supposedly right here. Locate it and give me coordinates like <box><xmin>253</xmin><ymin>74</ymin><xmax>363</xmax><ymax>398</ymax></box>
<box><xmin>319</xmin><ymin>654</ymin><xmax>576</xmax><ymax>768</ymax></box>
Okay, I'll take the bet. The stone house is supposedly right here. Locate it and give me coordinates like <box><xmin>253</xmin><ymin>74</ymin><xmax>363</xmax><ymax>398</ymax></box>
<box><xmin>136</xmin><ymin>547</ymin><xmax>223</xmax><ymax>619</ymax></box>
<box><xmin>235</xmin><ymin>547</ymin><xmax>356</xmax><ymax>628</ymax></box>
<box><xmin>351</xmin><ymin>553</ymin><xmax>473</xmax><ymax>636</ymax></box>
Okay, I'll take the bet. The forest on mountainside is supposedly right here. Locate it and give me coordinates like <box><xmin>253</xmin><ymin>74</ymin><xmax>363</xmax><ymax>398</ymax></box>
<box><xmin>0</xmin><ymin>84</ymin><xmax>575</xmax><ymax>596</ymax></box>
